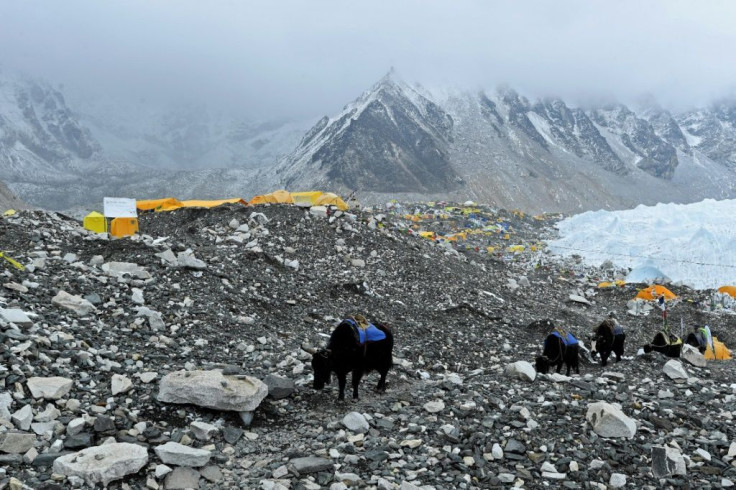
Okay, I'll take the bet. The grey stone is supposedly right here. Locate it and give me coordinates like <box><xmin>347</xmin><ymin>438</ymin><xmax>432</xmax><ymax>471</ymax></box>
<box><xmin>154</xmin><ymin>442</ymin><xmax>211</xmax><ymax>467</ymax></box>
<box><xmin>586</xmin><ymin>402</ymin><xmax>636</xmax><ymax>438</ymax></box>
<box><xmin>51</xmin><ymin>290</ymin><xmax>96</xmax><ymax>316</ymax></box>
<box><xmin>164</xmin><ymin>467</ymin><xmax>200</xmax><ymax>489</ymax></box>
<box><xmin>652</xmin><ymin>446</ymin><xmax>687</xmax><ymax>477</ymax></box>
<box><xmin>663</xmin><ymin>360</ymin><xmax>688</xmax><ymax>380</ymax></box>
<box><xmin>681</xmin><ymin>345</ymin><xmax>707</xmax><ymax>367</ymax></box>
<box><xmin>0</xmin><ymin>308</ymin><xmax>33</xmax><ymax>327</ymax></box>
<box><xmin>111</xmin><ymin>374</ymin><xmax>133</xmax><ymax>395</ymax></box>
<box><xmin>0</xmin><ymin>392</ymin><xmax>12</xmax><ymax>419</ymax></box>
<box><xmin>102</xmin><ymin>261</ymin><xmax>151</xmax><ymax>280</ymax></box>
<box><xmin>200</xmin><ymin>465</ymin><xmax>223</xmax><ymax>483</ymax></box>
<box><xmin>190</xmin><ymin>421</ymin><xmax>218</xmax><ymax>441</ymax></box>
<box><xmin>176</xmin><ymin>251</ymin><xmax>207</xmax><ymax>270</ymax></box>
<box><xmin>342</xmin><ymin>412</ymin><xmax>370</xmax><ymax>434</ymax></box>
<box><xmin>264</xmin><ymin>374</ymin><xmax>296</xmax><ymax>400</ymax></box>
<box><xmin>27</xmin><ymin>377</ymin><xmax>73</xmax><ymax>400</ymax></box>
<box><xmin>53</xmin><ymin>443</ymin><xmax>149</xmax><ymax>487</ymax></box>
<box><xmin>157</xmin><ymin>370</ymin><xmax>268</xmax><ymax>412</ymax></box>
<box><xmin>288</xmin><ymin>456</ymin><xmax>334</xmax><ymax>475</ymax></box>
<box><xmin>505</xmin><ymin>361</ymin><xmax>536</xmax><ymax>382</ymax></box>
<box><xmin>0</xmin><ymin>432</ymin><xmax>36</xmax><ymax>454</ymax></box>
<box><xmin>11</xmin><ymin>405</ymin><xmax>33</xmax><ymax>431</ymax></box>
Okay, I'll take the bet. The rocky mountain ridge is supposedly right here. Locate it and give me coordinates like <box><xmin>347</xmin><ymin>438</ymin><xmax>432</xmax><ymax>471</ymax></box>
<box><xmin>274</xmin><ymin>75</ymin><xmax>736</xmax><ymax>212</ymax></box>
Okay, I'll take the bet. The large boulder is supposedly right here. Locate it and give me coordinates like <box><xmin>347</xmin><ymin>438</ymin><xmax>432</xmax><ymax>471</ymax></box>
<box><xmin>586</xmin><ymin>402</ymin><xmax>637</xmax><ymax>438</ymax></box>
<box><xmin>27</xmin><ymin>377</ymin><xmax>73</xmax><ymax>400</ymax></box>
<box><xmin>157</xmin><ymin>370</ymin><xmax>267</xmax><ymax>412</ymax></box>
<box><xmin>680</xmin><ymin>344</ymin><xmax>707</xmax><ymax>367</ymax></box>
<box><xmin>53</xmin><ymin>443</ymin><xmax>148</xmax><ymax>486</ymax></box>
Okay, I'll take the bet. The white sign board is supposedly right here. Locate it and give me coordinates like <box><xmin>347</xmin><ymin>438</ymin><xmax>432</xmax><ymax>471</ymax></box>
<box><xmin>103</xmin><ymin>197</ymin><xmax>138</xmax><ymax>218</ymax></box>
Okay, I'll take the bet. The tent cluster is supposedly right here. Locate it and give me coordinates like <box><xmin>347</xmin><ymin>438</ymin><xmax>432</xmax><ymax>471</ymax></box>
<box><xmin>380</xmin><ymin>201</ymin><xmax>550</xmax><ymax>258</ymax></box>
<box><xmin>82</xmin><ymin>190</ymin><xmax>350</xmax><ymax>237</ymax></box>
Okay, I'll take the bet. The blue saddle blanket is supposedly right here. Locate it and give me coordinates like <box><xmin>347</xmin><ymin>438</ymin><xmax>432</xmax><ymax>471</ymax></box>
<box><xmin>613</xmin><ymin>325</ymin><xmax>624</xmax><ymax>336</ymax></box>
<box><xmin>551</xmin><ymin>330</ymin><xmax>578</xmax><ymax>346</ymax></box>
<box><xmin>345</xmin><ymin>319</ymin><xmax>387</xmax><ymax>344</ymax></box>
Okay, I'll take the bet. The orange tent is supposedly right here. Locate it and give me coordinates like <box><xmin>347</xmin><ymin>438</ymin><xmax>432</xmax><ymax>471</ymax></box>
<box><xmin>718</xmin><ymin>286</ymin><xmax>736</xmax><ymax>298</ymax></box>
<box><xmin>137</xmin><ymin>198</ymin><xmax>182</xmax><ymax>212</ymax></box>
<box><xmin>179</xmin><ymin>198</ymin><xmax>247</xmax><ymax>208</ymax></box>
<box><xmin>635</xmin><ymin>285</ymin><xmax>677</xmax><ymax>301</ymax></box>
<box><xmin>111</xmin><ymin>218</ymin><xmax>139</xmax><ymax>237</ymax></box>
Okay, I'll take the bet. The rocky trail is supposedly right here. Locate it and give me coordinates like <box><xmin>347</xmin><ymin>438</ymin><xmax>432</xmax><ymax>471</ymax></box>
<box><xmin>0</xmin><ymin>203</ymin><xmax>734</xmax><ymax>489</ymax></box>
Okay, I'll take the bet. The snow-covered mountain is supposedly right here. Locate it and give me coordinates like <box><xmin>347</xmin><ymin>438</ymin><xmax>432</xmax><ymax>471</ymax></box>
<box><xmin>273</xmin><ymin>73</ymin><xmax>736</xmax><ymax>212</ymax></box>
<box><xmin>3</xmin><ymin>69</ymin><xmax>736</xmax><ymax>213</ymax></box>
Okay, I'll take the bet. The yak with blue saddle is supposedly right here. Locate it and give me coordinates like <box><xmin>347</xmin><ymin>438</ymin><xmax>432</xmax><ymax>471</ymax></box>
<box><xmin>303</xmin><ymin>318</ymin><xmax>393</xmax><ymax>401</ymax></box>
<box><xmin>535</xmin><ymin>329</ymin><xmax>580</xmax><ymax>376</ymax></box>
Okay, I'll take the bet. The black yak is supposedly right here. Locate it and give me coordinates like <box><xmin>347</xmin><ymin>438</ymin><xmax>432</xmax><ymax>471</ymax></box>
<box><xmin>590</xmin><ymin>315</ymin><xmax>626</xmax><ymax>367</ymax></box>
<box><xmin>303</xmin><ymin>317</ymin><xmax>393</xmax><ymax>401</ymax></box>
<box><xmin>643</xmin><ymin>331</ymin><xmax>682</xmax><ymax>357</ymax></box>
<box><xmin>535</xmin><ymin>330</ymin><xmax>580</xmax><ymax>376</ymax></box>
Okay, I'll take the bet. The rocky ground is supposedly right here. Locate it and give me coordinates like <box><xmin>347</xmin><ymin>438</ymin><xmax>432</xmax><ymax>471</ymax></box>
<box><xmin>0</xmin><ymin>202</ymin><xmax>734</xmax><ymax>489</ymax></box>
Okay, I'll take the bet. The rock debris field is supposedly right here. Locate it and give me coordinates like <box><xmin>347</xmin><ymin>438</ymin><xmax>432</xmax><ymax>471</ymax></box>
<box><xmin>0</xmin><ymin>203</ymin><xmax>734</xmax><ymax>489</ymax></box>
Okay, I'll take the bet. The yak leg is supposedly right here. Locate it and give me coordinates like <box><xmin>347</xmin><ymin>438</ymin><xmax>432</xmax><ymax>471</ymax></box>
<box><xmin>600</xmin><ymin>350</ymin><xmax>609</xmax><ymax>367</ymax></box>
<box><xmin>376</xmin><ymin>369</ymin><xmax>388</xmax><ymax>392</ymax></box>
<box><xmin>337</xmin><ymin>372</ymin><xmax>348</xmax><ymax>401</ymax></box>
<box><xmin>351</xmin><ymin>371</ymin><xmax>363</xmax><ymax>400</ymax></box>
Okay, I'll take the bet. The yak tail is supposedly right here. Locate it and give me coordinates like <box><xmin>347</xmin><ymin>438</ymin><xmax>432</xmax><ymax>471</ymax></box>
<box><xmin>374</xmin><ymin>323</ymin><xmax>394</xmax><ymax>348</ymax></box>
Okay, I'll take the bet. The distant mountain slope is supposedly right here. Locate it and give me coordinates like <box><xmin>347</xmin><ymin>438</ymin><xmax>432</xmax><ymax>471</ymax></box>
<box><xmin>272</xmin><ymin>73</ymin><xmax>736</xmax><ymax>212</ymax></box>
<box><xmin>0</xmin><ymin>179</ymin><xmax>28</xmax><ymax>211</ymax></box>
<box><xmin>71</xmin><ymin>97</ymin><xmax>313</xmax><ymax>171</ymax></box>
<box><xmin>277</xmin><ymin>74</ymin><xmax>460</xmax><ymax>193</ymax></box>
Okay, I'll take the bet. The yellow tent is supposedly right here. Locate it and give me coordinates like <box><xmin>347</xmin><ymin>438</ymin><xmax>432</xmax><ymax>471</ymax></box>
<box><xmin>598</xmin><ymin>280</ymin><xmax>626</xmax><ymax>288</ymax></box>
<box><xmin>179</xmin><ymin>198</ymin><xmax>247</xmax><ymax>208</ymax></box>
<box><xmin>250</xmin><ymin>190</ymin><xmax>294</xmax><ymax>205</ymax></box>
<box><xmin>137</xmin><ymin>198</ymin><xmax>182</xmax><ymax>212</ymax></box>
<box><xmin>705</xmin><ymin>337</ymin><xmax>732</xmax><ymax>360</ymax></box>
<box><xmin>3</xmin><ymin>209</ymin><xmax>16</xmax><ymax>216</ymax></box>
<box><xmin>635</xmin><ymin>285</ymin><xmax>677</xmax><ymax>301</ymax></box>
<box><xmin>291</xmin><ymin>191</ymin><xmax>323</xmax><ymax>206</ymax></box>
<box><xmin>314</xmin><ymin>193</ymin><xmax>348</xmax><ymax>210</ymax></box>
<box><xmin>718</xmin><ymin>286</ymin><xmax>736</xmax><ymax>298</ymax></box>
<box><xmin>111</xmin><ymin>218</ymin><xmax>139</xmax><ymax>237</ymax></box>
<box><xmin>83</xmin><ymin>211</ymin><xmax>107</xmax><ymax>233</ymax></box>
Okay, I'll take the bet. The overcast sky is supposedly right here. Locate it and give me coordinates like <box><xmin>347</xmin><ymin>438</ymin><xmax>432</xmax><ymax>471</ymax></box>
<box><xmin>1</xmin><ymin>0</ymin><xmax>735</xmax><ymax>119</ymax></box>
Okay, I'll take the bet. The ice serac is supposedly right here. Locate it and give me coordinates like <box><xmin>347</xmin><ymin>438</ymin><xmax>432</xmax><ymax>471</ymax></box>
<box><xmin>280</xmin><ymin>72</ymin><xmax>459</xmax><ymax>194</ymax></box>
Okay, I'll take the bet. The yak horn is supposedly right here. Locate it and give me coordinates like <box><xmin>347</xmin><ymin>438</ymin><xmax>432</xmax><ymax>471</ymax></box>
<box><xmin>301</xmin><ymin>343</ymin><xmax>318</xmax><ymax>355</ymax></box>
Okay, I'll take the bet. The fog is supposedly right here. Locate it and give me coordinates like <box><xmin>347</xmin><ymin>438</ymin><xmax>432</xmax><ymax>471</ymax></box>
<box><xmin>2</xmin><ymin>0</ymin><xmax>735</xmax><ymax>120</ymax></box>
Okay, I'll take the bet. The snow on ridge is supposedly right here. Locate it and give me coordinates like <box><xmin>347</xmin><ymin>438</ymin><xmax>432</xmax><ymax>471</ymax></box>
<box><xmin>547</xmin><ymin>198</ymin><xmax>736</xmax><ymax>290</ymax></box>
